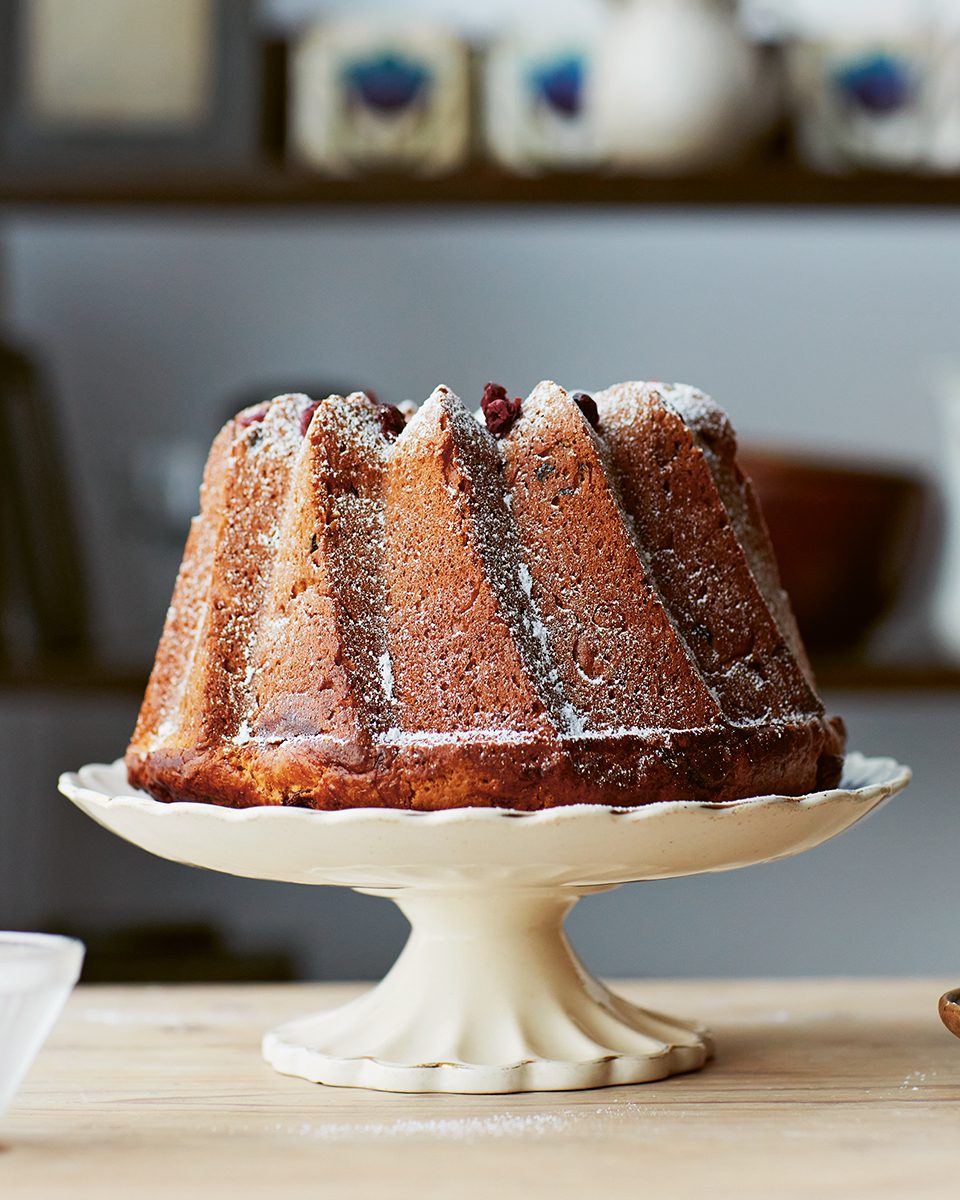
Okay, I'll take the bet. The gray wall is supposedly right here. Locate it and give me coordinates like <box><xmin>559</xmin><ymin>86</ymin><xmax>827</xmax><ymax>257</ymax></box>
<box><xmin>1</xmin><ymin>209</ymin><xmax>958</xmax><ymax>979</ymax></box>
<box><xmin>4</xmin><ymin>210</ymin><xmax>956</xmax><ymax>663</ymax></box>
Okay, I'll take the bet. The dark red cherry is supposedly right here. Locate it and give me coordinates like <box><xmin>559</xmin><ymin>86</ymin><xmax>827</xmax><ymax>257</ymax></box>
<box><xmin>481</xmin><ymin>381</ymin><xmax>522</xmax><ymax>437</ymax></box>
<box><xmin>237</xmin><ymin>404</ymin><xmax>268</xmax><ymax>428</ymax></box>
<box><xmin>377</xmin><ymin>403</ymin><xmax>406</xmax><ymax>440</ymax></box>
<box><xmin>572</xmin><ymin>391</ymin><xmax>599</xmax><ymax>429</ymax></box>
<box><xmin>300</xmin><ymin>400</ymin><xmax>321</xmax><ymax>436</ymax></box>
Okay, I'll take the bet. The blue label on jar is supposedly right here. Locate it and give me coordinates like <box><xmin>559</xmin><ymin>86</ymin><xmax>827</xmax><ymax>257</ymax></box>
<box><xmin>529</xmin><ymin>56</ymin><xmax>585</xmax><ymax>118</ymax></box>
<box><xmin>344</xmin><ymin>53</ymin><xmax>432</xmax><ymax>114</ymax></box>
<box><xmin>833</xmin><ymin>53</ymin><xmax>914</xmax><ymax>115</ymax></box>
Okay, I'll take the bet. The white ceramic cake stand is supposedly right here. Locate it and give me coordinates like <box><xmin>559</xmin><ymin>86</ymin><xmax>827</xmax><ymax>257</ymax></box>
<box><xmin>59</xmin><ymin>753</ymin><xmax>908</xmax><ymax>1094</ymax></box>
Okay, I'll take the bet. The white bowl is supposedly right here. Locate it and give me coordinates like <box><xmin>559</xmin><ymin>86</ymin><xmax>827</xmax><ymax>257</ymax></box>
<box><xmin>0</xmin><ymin>933</ymin><xmax>85</xmax><ymax>1116</ymax></box>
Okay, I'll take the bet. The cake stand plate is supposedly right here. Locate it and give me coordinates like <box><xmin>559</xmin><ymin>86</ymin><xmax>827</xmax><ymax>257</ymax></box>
<box><xmin>59</xmin><ymin>753</ymin><xmax>909</xmax><ymax>1094</ymax></box>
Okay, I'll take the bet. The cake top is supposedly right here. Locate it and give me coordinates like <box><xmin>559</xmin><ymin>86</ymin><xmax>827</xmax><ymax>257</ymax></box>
<box><xmin>126</xmin><ymin>378</ymin><xmax>844</xmax><ymax>810</ymax></box>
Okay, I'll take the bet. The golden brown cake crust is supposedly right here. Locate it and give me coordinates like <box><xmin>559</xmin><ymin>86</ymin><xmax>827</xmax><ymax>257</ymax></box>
<box><xmin>126</xmin><ymin>382</ymin><xmax>846</xmax><ymax>810</ymax></box>
<box><xmin>126</xmin><ymin>717</ymin><xmax>845</xmax><ymax>810</ymax></box>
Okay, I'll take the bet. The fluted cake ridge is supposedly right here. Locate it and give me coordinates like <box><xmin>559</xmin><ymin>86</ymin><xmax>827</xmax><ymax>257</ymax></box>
<box><xmin>126</xmin><ymin>380</ymin><xmax>845</xmax><ymax>809</ymax></box>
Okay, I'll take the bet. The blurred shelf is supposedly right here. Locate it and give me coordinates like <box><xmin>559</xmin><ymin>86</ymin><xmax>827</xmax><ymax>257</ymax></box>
<box><xmin>3</xmin><ymin>164</ymin><xmax>960</xmax><ymax>210</ymax></box>
<box><xmin>813</xmin><ymin>658</ymin><xmax>960</xmax><ymax>692</ymax></box>
<box><xmin>0</xmin><ymin>657</ymin><xmax>147</xmax><ymax>695</ymax></box>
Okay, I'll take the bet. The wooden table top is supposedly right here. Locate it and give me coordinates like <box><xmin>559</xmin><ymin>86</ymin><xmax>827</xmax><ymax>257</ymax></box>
<box><xmin>4</xmin><ymin>980</ymin><xmax>959</xmax><ymax>1199</ymax></box>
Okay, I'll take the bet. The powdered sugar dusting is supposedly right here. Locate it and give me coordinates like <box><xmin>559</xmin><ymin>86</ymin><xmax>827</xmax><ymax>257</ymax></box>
<box><xmin>501</xmin><ymin>380</ymin><xmax>720</xmax><ymax>737</ymax></box>
<box><xmin>397</xmin><ymin>385</ymin><xmax>447</xmax><ymax>445</ymax></box>
<box><xmin>264</xmin><ymin>1110</ymin><xmax>579</xmax><ymax>1144</ymax></box>
<box><xmin>249</xmin><ymin>393</ymin><xmax>312</xmax><ymax>460</ymax></box>
<box><xmin>247</xmin><ymin>1101</ymin><xmax>706</xmax><ymax>1145</ymax></box>
<box><xmin>656</xmin><ymin>380</ymin><xmax>716</xmax><ymax>429</ymax></box>
<box><xmin>337</xmin><ymin>391</ymin><xmax>393</xmax><ymax>456</ymax></box>
<box><xmin>145</xmin><ymin>593</ymin><xmax>210</xmax><ymax>749</ymax></box>
<box><xmin>219</xmin><ymin>395</ymin><xmax>317</xmax><ymax>741</ymax></box>
<box><xmin>379</xmin><ymin>650</ymin><xmax>395</xmax><ymax>703</ymax></box>
<box><xmin>384</xmin><ymin>387</ymin><xmax>566</xmax><ymax>738</ymax></box>
<box><xmin>379</xmin><ymin>727</ymin><xmax>546</xmax><ymax>747</ymax></box>
<box><xmin>594</xmin><ymin>380</ymin><xmax>820</xmax><ymax>723</ymax></box>
<box><xmin>236</xmin><ymin>391</ymin><xmax>392</xmax><ymax>745</ymax></box>
<box><xmin>82</xmin><ymin>1006</ymin><xmax>245</xmax><ymax>1028</ymax></box>
<box><xmin>561</xmin><ymin>703</ymin><xmax>586</xmax><ymax>737</ymax></box>
<box><xmin>154</xmin><ymin>716</ymin><xmax>176</xmax><ymax>742</ymax></box>
<box><xmin>662</xmin><ymin>383</ymin><xmax>814</xmax><ymax>692</ymax></box>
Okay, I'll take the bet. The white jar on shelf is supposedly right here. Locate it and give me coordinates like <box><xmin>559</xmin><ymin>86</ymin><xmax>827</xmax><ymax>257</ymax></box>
<box><xmin>593</xmin><ymin>0</ymin><xmax>776</xmax><ymax>175</ymax></box>
<box><xmin>289</xmin><ymin>20</ymin><xmax>471</xmax><ymax>177</ymax></box>
<box><xmin>483</xmin><ymin>2</ymin><xmax>607</xmax><ymax>174</ymax></box>
<box><xmin>751</xmin><ymin>0</ymin><xmax>960</xmax><ymax>173</ymax></box>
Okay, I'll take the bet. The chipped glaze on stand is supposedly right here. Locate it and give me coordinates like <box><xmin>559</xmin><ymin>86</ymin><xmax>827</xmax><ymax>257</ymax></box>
<box><xmin>59</xmin><ymin>753</ymin><xmax>910</xmax><ymax>1094</ymax></box>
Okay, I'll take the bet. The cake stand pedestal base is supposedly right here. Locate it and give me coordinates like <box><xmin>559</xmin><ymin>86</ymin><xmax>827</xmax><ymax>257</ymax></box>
<box><xmin>61</xmin><ymin>754</ymin><xmax>911</xmax><ymax>1095</ymax></box>
<box><xmin>261</xmin><ymin>887</ymin><xmax>711</xmax><ymax>1093</ymax></box>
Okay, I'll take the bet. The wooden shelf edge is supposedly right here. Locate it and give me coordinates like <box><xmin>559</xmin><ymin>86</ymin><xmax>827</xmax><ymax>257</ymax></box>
<box><xmin>0</xmin><ymin>660</ymin><xmax>148</xmax><ymax>694</ymax></box>
<box><xmin>813</xmin><ymin>659</ymin><xmax>960</xmax><ymax>692</ymax></box>
<box><xmin>1</xmin><ymin>164</ymin><xmax>960</xmax><ymax>210</ymax></box>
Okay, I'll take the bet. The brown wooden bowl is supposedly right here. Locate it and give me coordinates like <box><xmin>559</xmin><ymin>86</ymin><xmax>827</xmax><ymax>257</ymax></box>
<box><xmin>940</xmin><ymin>990</ymin><xmax>960</xmax><ymax>1039</ymax></box>
<box><xmin>740</xmin><ymin>450</ymin><xmax>927</xmax><ymax>654</ymax></box>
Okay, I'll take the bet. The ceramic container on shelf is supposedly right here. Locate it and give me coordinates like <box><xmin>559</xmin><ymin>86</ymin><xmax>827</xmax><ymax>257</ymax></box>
<box><xmin>773</xmin><ymin>0</ymin><xmax>960</xmax><ymax>173</ymax></box>
<box><xmin>740</xmin><ymin>450</ymin><xmax>926</xmax><ymax>654</ymax></box>
<box><xmin>593</xmin><ymin>0</ymin><xmax>776</xmax><ymax>175</ymax></box>
<box><xmin>484</xmin><ymin>18</ymin><xmax>607</xmax><ymax>174</ymax></box>
<box><xmin>288</xmin><ymin>20</ymin><xmax>470</xmax><ymax>177</ymax></box>
<box><xmin>0</xmin><ymin>933</ymin><xmax>84</xmax><ymax>1117</ymax></box>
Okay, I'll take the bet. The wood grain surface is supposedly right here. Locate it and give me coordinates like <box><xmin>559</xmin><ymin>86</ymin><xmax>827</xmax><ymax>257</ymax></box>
<box><xmin>3</xmin><ymin>980</ymin><xmax>959</xmax><ymax>1199</ymax></box>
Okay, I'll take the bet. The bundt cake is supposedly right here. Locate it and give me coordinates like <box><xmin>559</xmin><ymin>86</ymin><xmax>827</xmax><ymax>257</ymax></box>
<box><xmin>125</xmin><ymin>380</ymin><xmax>845</xmax><ymax>810</ymax></box>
